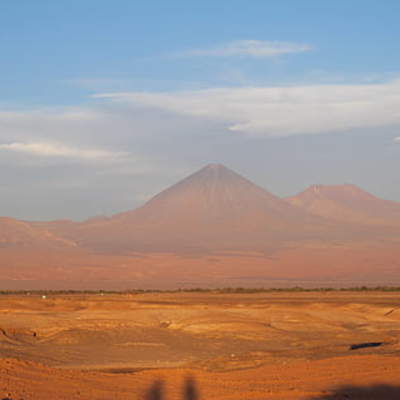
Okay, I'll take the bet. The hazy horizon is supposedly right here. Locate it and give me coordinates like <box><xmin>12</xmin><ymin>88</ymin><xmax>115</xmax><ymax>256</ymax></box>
<box><xmin>1</xmin><ymin>1</ymin><xmax>400</xmax><ymax>220</ymax></box>
<box><xmin>5</xmin><ymin>161</ymin><xmax>400</xmax><ymax>223</ymax></box>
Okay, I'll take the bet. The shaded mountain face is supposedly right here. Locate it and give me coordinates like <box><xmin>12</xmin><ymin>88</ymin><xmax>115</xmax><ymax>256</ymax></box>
<box><xmin>71</xmin><ymin>164</ymin><xmax>333</xmax><ymax>253</ymax></box>
<box><xmin>287</xmin><ymin>184</ymin><xmax>400</xmax><ymax>226</ymax></box>
<box><xmin>0</xmin><ymin>217</ymin><xmax>75</xmax><ymax>248</ymax></box>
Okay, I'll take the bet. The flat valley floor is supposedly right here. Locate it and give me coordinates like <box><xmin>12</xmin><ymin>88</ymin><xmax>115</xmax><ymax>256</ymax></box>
<box><xmin>1</xmin><ymin>291</ymin><xmax>400</xmax><ymax>399</ymax></box>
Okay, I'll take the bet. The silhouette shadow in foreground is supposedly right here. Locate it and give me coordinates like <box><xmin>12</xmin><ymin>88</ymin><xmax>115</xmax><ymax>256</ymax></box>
<box><xmin>308</xmin><ymin>384</ymin><xmax>400</xmax><ymax>399</ymax></box>
<box><xmin>183</xmin><ymin>377</ymin><xmax>199</xmax><ymax>400</ymax></box>
<box><xmin>144</xmin><ymin>377</ymin><xmax>199</xmax><ymax>400</ymax></box>
<box><xmin>143</xmin><ymin>380</ymin><xmax>400</xmax><ymax>400</ymax></box>
<box><xmin>145</xmin><ymin>380</ymin><xmax>164</xmax><ymax>400</ymax></box>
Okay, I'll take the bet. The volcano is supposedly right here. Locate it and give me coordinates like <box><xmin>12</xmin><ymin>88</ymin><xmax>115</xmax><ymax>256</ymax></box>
<box><xmin>71</xmin><ymin>164</ymin><xmax>331</xmax><ymax>253</ymax></box>
<box><xmin>286</xmin><ymin>184</ymin><xmax>400</xmax><ymax>227</ymax></box>
<box><xmin>2</xmin><ymin>165</ymin><xmax>400</xmax><ymax>287</ymax></box>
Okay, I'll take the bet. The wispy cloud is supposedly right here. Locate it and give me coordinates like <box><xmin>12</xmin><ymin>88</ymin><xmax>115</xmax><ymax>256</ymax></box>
<box><xmin>0</xmin><ymin>142</ymin><xmax>127</xmax><ymax>161</ymax></box>
<box><xmin>96</xmin><ymin>79</ymin><xmax>400</xmax><ymax>136</ymax></box>
<box><xmin>178</xmin><ymin>40</ymin><xmax>313</xmax><ymax>58</ymax></box>
<box><xmin>394</xmin><ymin>137</ymin><xmax>400</xmax><ymax>143</ymax></box>
<box><xmin>2</xmin><ymin>78</ymin><xmax>400</xmax><ymax>219</ymax></box>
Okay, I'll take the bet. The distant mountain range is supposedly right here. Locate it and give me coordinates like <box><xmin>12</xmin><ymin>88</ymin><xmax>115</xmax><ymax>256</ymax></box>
<box><xmin>1</xmin><ymin>164</ymin><xmax>400</xmax><ymax>288</ymax></box>
<box><xmin>51</xmin><ymin>163</ymin><xmax>338</xmax><ymax>253</ymax></box>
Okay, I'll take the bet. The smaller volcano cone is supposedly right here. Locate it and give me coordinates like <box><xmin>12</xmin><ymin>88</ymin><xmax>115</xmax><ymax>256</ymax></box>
<box><xmin>287</xmin><ymin>184</ymin><xmax>400</xmax><ymax>226</ymax></box>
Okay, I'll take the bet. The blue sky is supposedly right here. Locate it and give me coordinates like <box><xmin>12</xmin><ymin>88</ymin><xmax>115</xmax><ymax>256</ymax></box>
<box><xmin>1</xmin><ymin>1</ymin><xmax>400</xmax><ymax>219</ymax></box>
<box><xmin>2</xmin><ymin>0</ymin><xmax>400</xmax><ymax>103</ymax></box>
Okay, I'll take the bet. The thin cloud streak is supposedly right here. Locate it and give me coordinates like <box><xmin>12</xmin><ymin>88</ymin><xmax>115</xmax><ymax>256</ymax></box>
<box><xmin>96</xmin><ymin>79</ymin><xmax>400</xmax><ymax>136</ymax></box>
<box><xmin>0</xmin><ymin>142</ymin><xmax>128</xmax><ymax>161</ymax></box>
<box><xmin>178</xmin><ymin>40</ymin><xmax>313</xmax><ymax>58</ymax></box>
<box><xmin>1</xmin><ymin>81</ymin><xmax>400</xmax><ymax>219</ymax></box>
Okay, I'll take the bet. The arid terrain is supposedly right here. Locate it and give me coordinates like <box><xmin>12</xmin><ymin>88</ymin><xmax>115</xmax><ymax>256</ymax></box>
<box><xmin>2</xmin><ymin>164</ymin><xmax>400</xmax><ymax>397</ymax></box>
<box><xmin>3</xmin><ymin>2</ymin><xmax>400</xmax><ymax>399</ymax></box>
<box><xmin>1</xmin><ymin>291</ymin><xmax>400</xmax><ymax>399</ymax></box>
<box><xmin>1</xmin><ymin>164</ymin><xmax>400</xmax><ymax>289</ymax></box>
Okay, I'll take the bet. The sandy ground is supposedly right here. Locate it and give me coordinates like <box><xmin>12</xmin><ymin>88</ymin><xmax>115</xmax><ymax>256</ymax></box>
<box><xmin>2</xmin><ymin>241</ymin><xmax>400</xmax><ymax>290</ymax></box>
<box><xmin>1</xmin><ymin>291</ymin><xmax>400</xmax><ymax>399</ymax></box>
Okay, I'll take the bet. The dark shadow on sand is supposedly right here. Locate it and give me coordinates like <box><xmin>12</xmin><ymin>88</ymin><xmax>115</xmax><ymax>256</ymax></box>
<box><xmin>145</xmin><ymin>380</ymin><xmax>164</xmax><ymax>400</ymax></box>
<box><xmin>308</xmin><ymin>384</ymin><xmax>400</xmax><ymax>399</ymax></box>
<box><xmin>144</xmin><ymin>377</ymin><xmax>199</xmax><ymax>400</ymax></box>
<box><xmin>183</xmin><ymin>377</ymin><xmax>199</xmax><ymax>400</ymax></box>
<box><xmin>143</xmin><ymin>379</ymin><xmax>400</xmax><ymax>400</ymax></box>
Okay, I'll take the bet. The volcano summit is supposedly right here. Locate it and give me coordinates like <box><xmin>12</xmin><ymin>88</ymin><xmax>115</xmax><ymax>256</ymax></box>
<box><xmin>62</xmin><ymin>163</ymin><xmax>333</xmax><ymax>253</ymax></box>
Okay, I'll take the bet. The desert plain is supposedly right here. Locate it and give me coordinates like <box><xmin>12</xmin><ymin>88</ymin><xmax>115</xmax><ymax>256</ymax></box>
<box><xmin>1</xmin><ymin>290</ymin><xmax>400</xmax><ymax>399</ymax></box>
<box><xmin>2</xmin><ymin>165</ymin><xmax>400</xmax><ymax>399</ymax></box>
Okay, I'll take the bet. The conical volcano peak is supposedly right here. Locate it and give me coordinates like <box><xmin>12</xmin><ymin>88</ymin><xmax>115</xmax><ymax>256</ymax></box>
<box><xmin>201</xmin><ymin>163</ymin><xmax>234</xmax><ymax>174</ymax></box>
<box><xmin>204</xmin><ymin>163</ymin><xmax>225</xmax><ymax>169</ymax></box>
<box><xmin>126</xmin><ymin>162</ymin><xmax>312</xmax><ymax>225</ymax></box>
<box><xmin>164</xmin><ymin>163</ymin><xmax>262</xmax><ymax>196</ymax></box>
<box><xmin>195</xmin><ymin>163</ymin><xmax>238</xmax><ymax>177</ymax></box>
<box><xmin>75</xmin><ymin>164</ymin><xmax>337</xmax><ymax>253</ymax></box>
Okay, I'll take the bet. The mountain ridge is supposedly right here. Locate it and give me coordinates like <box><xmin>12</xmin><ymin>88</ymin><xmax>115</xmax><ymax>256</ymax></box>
<box><xmin>287</xmin><ymin>183</ymin><xmax>400</xmax><ymax>226</ymax></box>
<box><xmin>66</xmin><ymin>163</ymin><xmax>337</xmax><ymax>253</ymax></box>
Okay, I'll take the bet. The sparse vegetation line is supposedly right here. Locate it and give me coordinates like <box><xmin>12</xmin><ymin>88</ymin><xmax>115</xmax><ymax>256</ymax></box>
<box><xmin>1</xmin><ymin>286</ymin><xmax>400</xmax><ymax>295</ymax></box>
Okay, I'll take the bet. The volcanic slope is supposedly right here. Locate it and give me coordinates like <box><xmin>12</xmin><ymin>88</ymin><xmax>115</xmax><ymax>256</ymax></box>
<box><xmin>287</xmin><ymin>184</ymin><xmax>400</xmax><ymax>227</ymax></box>
<box><xmin>71</xmin><ymin>164</ymin><xmax>335</xmax><ymax>254</ymax></box>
